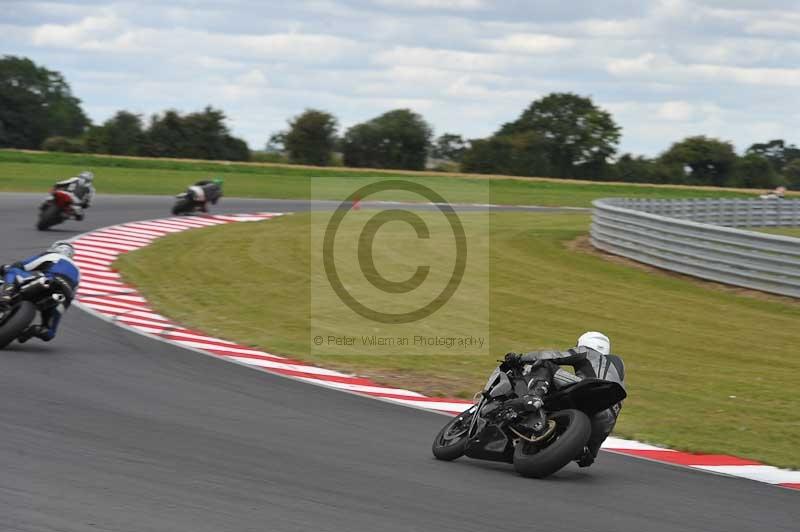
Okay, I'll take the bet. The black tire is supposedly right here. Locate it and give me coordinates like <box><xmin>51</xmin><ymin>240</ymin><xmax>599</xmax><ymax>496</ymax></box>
<box><xmin>432</xmin><ymin>405</ymin><xmax>476</xmax><ymax>461</ymax></box>
<box><xmin>0</xmin><ymin>301</ymin><xmax>37</xmax><ymax>349</ymax></box>
<box><xmin>512</xmin><ymin>409</ymin><xmax>591</xmax><ymax>478</ymax></box>
<box><xmin>37</xmin><ymin>203</ymin><xmax>63</xmax><ymax>230</ymax></box>
<box><xmin>172</xmin><ymin>198</ymin><xmax>193</xmax><ymax>216</ymax></box>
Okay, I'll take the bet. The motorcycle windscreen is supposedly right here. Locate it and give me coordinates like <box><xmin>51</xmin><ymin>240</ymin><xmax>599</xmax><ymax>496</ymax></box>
<box><xmin>543</xmin><ymin>378</ymin><xmax>627</xmax><ymax>416</ymax></box>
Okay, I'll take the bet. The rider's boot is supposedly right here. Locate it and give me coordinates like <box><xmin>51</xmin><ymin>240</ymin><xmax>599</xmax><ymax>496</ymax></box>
<box><xmin>576</xmin><ymin>446</ymin><xmax>595</xmax><ymax>467</ymax></box>
<box><xmin>73</xmin><ymin>205</ymin><xmax>84</xmax><ymax>221</ymax></box>
<box><xmin>18</xmin><ymin>325</ymin><xmax>47</xmax><ymax>343</ymax></box>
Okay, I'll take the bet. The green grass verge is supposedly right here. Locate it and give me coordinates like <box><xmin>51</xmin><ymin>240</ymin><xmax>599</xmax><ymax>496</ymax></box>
<box><xmin>753</xmin><ymin>227</ymin><xmax>800</xmax><ymax>238</ymax></box>
<box><xmin>114</xmin><ymin>211</ymin><xmax>800</xmax><ymax>468</ymax></box>
<box><xmin>0</xmin><ymin>149</ymin><xmax>758</xmax><ymax>207</ymax></box>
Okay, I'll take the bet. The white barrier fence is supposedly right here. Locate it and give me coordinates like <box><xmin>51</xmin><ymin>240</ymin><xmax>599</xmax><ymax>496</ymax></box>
<box><xmin>590</xmin><ymin>198</ymin><xmax>800</xmax><ymax>298</ymax></box>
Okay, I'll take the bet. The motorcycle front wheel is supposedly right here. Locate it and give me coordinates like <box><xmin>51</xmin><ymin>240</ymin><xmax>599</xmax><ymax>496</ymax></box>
<box><xmin>0</xmin><ymin>301</ymin><xmax>37</xmax><ymax>349</ymax></box>
<box><xmin>512</xmin><ymin>409</ymin><xmax>591</xmax><ymax>478</ymax></box>
<box><xmin>171</xmin><ymin>198</ymin><xmax>194</xmax><ymax>216</ymax></box>
<box><xmin>432</xmin><ymin>405</ymin><xmax>477</xmax><ymax>461</ymax></box>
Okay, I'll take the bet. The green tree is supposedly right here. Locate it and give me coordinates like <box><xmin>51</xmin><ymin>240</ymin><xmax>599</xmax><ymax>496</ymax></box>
<box><xmin>730</xmin><ymin>154</ymin><xmax>781</xmax><ymax>189</ymax></box>
<box><xmin>461</xmin><ymin>132</ymin><xmax>552</xmax><ymax>176</ymax></box>
<box><xmin>145</xmin><ymin>110</ymin><xmax>189</xmax><ymax>158</ymax></box>
<box><xmin>343</xmin><ymin>109</ymin><xmax>432</xmax><ymax>170</ymax></box>
<box><xmin>499</xmin><ymin>92</ymin><xmax>620</xmax><ymax>178</ymax></box>
<box><xmin>659</xmin><ymin>135</ymin><xmax>738</xmax><ymax>186</ymax></box>
<box><xmin>283</xmin><ymin>109</ymin><xmax>338</xmax><ymax>166</ymax></box>
<box><xmin>144</xmin><ymin>106</ymin><xmax>249</xmax><ymax>161</ymax></box>
<box><xmin>0</xmin><ymin>55</ymin><xmax>89</xmax><ymax>149</ymax></box>
<box><xmin>41</xmin><ymin>135</ymin><xmax>85</xmax><ymax>153</ymax></box>
<box><xmin>266</xmin><ymin>131</ymin><xmax>286</xmax><ymax>153</ymax></box>
<box><xmin>746</xmin><ymin>139</ymin><xmax>800</xmax><ymax>174</ymax></box>
<box><xmin>89</xmin><ymin>111</ymin><xmax>146</xmax><ymax>155</ymax></box>
<box><xmin>431</xmin><ymin>133</ymin><xmax>468</xmax><ymax>162</ymax></box>
<box><xmin>782</xmin><ymin>159</ymin><xmax>800</xmax><ymax>190</ymax></box>
<box><xmin>611</xmin><ymin>154</ymin><xmax>682</xmax><ymax>184</ymax></box>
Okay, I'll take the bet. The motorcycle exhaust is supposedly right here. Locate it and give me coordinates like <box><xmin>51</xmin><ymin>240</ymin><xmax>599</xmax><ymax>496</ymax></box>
<box><xmin>510</xmin><ymin>420</ymin><xmax>557</xmax><ymax>443</ymax></box>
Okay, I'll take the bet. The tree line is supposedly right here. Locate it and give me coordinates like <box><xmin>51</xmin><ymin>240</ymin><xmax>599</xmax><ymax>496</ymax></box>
<box><xmin>0</xmin><ymin>56</ymin><xmax>248</xmax><ymax>161</ymax></box>
<box><xmin>2</xmin><ymin>55</ymin><xmax>799</xmax><ymax>189</ymax></box>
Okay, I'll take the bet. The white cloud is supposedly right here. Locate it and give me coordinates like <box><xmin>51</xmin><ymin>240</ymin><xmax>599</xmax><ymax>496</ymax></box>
<box><xmin>745</xmin><ymin>14</ymin><xmax>800</xmax><ymax>36</ymax></box>
<box><xmin>374</xmin><ymin>46</ymin><xmax>517</xmax><ymax>73</ymax></box>
<box><xmin>232</xmin><ymin>33</ymin><xmax>359</xmax><ymax>62</ymax></box>
<box><xmin>484</xmin><ymin>33</ymin><xmax>575</xmax><ymax>54</ymax></box>
<box><xmin>657</xmin><ymin>101</ymin><xmax>694</xmax><ymax>121</ymax></box>
<box><xmin>372</xmin><ymin>0</ymin><xmax>485</xmax><ymax>10</ymax></box>
<box><xmin>443</xmin><ymin>76</ymin><xmax>533</xmax><ymax>102</ymax></box>
<box><xmin>606</xmin><ymin>52</ymin><xmax>663</xmax><ymax>75</ymax></box>
<box><xmin>607</xmin><ymin>52</ymin><xmax>800</xmax><ymax>88</ymax></box>
<box><xmin>30</xmin><ymin>14</ymin><xmax>360</xmax><ymax>63</ymax></box>
<box><xmin>570</xmin><ymin>18</ymin><xmax>647</xmax><ymax>38</ymax></box>
<box><xmin>31</xmin><ymin>12</ymin><xmax>126</xmax><ymax>49</ymax></box>
<box><xmin>690</xmin><ymin>63</ymin><xmax>800</xmax><ymax>88</ymax></box>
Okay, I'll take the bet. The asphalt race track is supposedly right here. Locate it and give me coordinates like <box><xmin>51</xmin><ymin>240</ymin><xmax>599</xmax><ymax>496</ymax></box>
<box><xmin>0</xmin><ymin>193</ymin><xmax>796</xmax><ymax>532</ymax></box>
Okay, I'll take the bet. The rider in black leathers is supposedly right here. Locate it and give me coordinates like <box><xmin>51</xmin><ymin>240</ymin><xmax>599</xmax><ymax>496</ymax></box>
<box><xmin>188</xmin><ymin>178</ymin><xmax>223</xmax><ymax>213</ymax></box>
<box><xmin>503</xmin><ymin>331</ymin><xmax>625</xmax><ymax>468</ymax></box>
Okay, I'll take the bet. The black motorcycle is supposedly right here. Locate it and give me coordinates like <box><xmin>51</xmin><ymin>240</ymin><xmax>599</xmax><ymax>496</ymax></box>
<box><xmin>0</xmin><ymin>276</ymin><xmax>65</xmax><ymax>349</ymax></box>
<box><xmin>172</xmin><ymin>185</ymin><xmax>214</xmax><ymax>216</ymax></box>
<box><xmin>432</xmin><ymin>359</ymin><xmax>626</xmax><ymax>478</ymax></box>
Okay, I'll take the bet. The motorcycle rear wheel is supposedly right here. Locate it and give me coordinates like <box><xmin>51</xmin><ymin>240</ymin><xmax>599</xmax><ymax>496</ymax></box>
<box><xmin>0</xmin><ymin>301</ymin><xmax>37</xmax><ymax>349</ymax></box>
<box><xmin>512</xmin><ymin>409</ymin><xmax>591</xmax><ymax>478</ymax></box>
<box><xmin>37</xmin><ymin>203</ymin><xmax>63</xmax><ymax>231</ymax></box>
<box><xmin>432</xmin><ymin>405</ymin><xmax>476</xmax><ymax>461</ymax></box>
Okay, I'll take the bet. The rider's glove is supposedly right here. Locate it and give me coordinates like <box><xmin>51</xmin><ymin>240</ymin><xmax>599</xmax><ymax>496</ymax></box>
<box><xmin>499</xmin><ymin>352</ymin><xmax>522</xmax><ymax>371</ymax></box>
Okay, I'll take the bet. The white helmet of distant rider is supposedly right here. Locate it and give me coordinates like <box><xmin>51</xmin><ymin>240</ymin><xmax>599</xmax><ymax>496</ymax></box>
<box><xmin>577</xmin><ymin>331</ymin><xmax>610</xmax><ymax>355</ymax></box>
<box><xmin>78</xmin><ymin>171</ymin><xmax>94</xmax><ymax>183</ymax></box>
<box><xmin>48</xmin><ymin>240</ymin><xmax>75</xmax><ymax>259</ymax></box>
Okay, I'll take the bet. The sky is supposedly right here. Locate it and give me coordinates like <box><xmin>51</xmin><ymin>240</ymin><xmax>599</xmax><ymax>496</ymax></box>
<box><xmin>2</xmin><ymin>0</ymin><xmax>799</xmax><ymax>156</ymax></box>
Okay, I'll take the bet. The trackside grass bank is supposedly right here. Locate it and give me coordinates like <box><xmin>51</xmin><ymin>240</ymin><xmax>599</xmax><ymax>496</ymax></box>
<box><xmin>756</xmin><ymin>227</ymin><xmax>800</xmax><ymax>238</ymax></box>
<box><xmin>0</xmin><ymin>149</ymin><xmax>758</xmax><ymax>207</ymax></box>
<box><xmin>114</xmin><ymin>211</ymin><xmax>800</xmax><ymax>468</ymax></box>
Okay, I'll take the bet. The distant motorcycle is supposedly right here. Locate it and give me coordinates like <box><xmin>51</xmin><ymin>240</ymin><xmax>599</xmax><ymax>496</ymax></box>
<box><xmin>432</xmin><ymin>357</ymin><xmax>626</xmax><ymax>478</ymax></box>
<box><xmin>0</xmin><ymin>275</ymin><xmax>65</xmax><ymax>349</ymax></box>
<box><xmin>172</xmin><ymin>188</ymin><xmax>206</xmax><ymax>216</ymax></box>
<box><xmin>37</xmin><ymin>188</ymin><xmax>77</xmax><ymax>230</ymax></box>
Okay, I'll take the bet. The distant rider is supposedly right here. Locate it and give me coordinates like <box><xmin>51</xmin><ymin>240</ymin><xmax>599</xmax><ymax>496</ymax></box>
<box><xmin>502</xmin><ymin>331</ymin><xmax>625</xmax><ymax>468</ymax></box>
<box><xmin>50</xmin><ymin>171</ymin><xmax>96</xmax><ymax>220</ymax></box>
<box><xmin>188</xmin><ymin>177</ymin><xmax>224</xmax><ymax>213</ymax></box>
<box><xmin>0</xmin><ymin>241</ymin><xmax>80</xmax><ymax>342</ymax></box>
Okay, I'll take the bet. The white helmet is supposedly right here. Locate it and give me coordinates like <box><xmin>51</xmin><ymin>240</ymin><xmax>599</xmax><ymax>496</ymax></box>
<box><xmin>577</xmin><ymin>331</ymin><xmax>610</xmax><ymax>355</ymax></box>
<box><xmin>78</xmin><ymin>171</ymin><xmax>94</xmax><ymax>183</ymax></box>
<box><xmin>48</xmin><ymin>240</ymin><xmax>75</xmax><ymax>259</ymax></box>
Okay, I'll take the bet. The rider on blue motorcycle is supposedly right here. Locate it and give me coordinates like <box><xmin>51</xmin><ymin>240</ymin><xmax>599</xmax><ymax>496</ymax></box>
<box><xmin>0</xmin><ymin>241</ymin><xmax>80</xmax><ymax>342</ymax></box>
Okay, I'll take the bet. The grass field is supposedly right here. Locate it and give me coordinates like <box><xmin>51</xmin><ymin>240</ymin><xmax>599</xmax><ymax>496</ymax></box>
<box><xmin>0</xmin><ymin>149</ymin><xmax>760</xmax><ymax>207</ymax></box>
<box><xmin>114</xmin><ymin>211</ymin><xmax>800</xmax><ymax>468</ymax></box>
<box><xmin>755</xmin><ymin>227</ymin><xmax>800</xmax><ymax>238</ymax></box>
